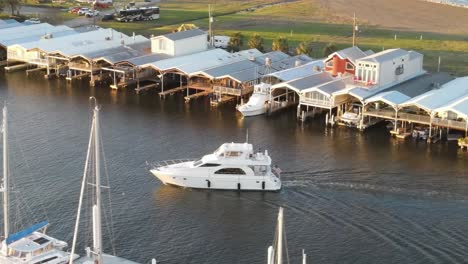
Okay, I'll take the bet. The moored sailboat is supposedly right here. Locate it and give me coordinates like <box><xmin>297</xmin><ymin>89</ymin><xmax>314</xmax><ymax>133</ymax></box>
<box><xmin>69</xmin><ymin>98</ymin><xmax>145</xmax><ymax>264</ymax></box>
<box><xmin>0</xmin><ymin>106</ymin><xmax>77</xmax><ymax>264</ymax></box>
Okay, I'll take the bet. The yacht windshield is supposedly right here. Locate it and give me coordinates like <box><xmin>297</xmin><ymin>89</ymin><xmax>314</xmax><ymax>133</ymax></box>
<box><xmin>193</xmin><ymin>160</ymin><xmax>203</xmax><ymax>167</ymax></box>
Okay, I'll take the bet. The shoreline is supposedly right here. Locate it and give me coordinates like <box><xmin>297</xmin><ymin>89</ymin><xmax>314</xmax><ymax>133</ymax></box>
<box><xmin>422</xmin><ymin>0</ymin><xmax>468</xmax><ymax>8</ymax></box>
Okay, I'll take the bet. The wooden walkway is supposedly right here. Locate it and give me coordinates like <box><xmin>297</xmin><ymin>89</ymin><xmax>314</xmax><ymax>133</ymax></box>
<box><xmin>184</xmin><ymin>90</ymin><xmax>212</xmax><ymax>103</ymax></box>
<box><xmin>158</xmin><ymin>86</ymin><xmax>186</xmax><ymax>97</ymax></box>
<box><xmin>4</xmin><ymin>63</ymin><xmax>29</xmax><ymax>72</ymax></box>
<box><xmin>135</xmin><ymin>83</ymin><xmax>158</xmax><ymax>94</ymax></box>
<box><xmin>210</xmin><ymin>95</ymin><xmax>236</xmax><ymax>106</ymax></box>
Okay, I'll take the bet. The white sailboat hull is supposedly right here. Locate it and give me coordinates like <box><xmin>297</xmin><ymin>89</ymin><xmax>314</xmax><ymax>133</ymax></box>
<box><xmin>151</xmin><ymin>169</ymin><xmax>281</xmax><ymax>191</ymax></box>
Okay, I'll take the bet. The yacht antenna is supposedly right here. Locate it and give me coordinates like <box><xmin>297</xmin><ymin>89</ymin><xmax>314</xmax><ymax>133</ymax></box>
<box><xmin>302</xmin><ymin>249</ymin><xmax>307</xmax><ymax>264</ymax></box>
<box><xmin>246</xmin><ymin>129</ymin><xmax>249</xmax><ymax>143</ymax></box>
<box><xmin>1</xmin><ymin>106</ymin><xmax>9</xmax><ymax>256</ymax></box>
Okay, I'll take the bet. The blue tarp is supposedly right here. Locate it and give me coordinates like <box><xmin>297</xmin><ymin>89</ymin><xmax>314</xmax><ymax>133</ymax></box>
<box><xmin>6</xmin><ymin>221</ymin><xmax>49</xmax><ymax>245</ymax></box>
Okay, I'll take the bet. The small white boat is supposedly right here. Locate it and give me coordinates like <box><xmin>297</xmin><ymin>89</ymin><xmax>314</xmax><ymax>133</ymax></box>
<box><xmin>237</xmin><ymin>83</ymin><xmax>271</xmax><ymax>117</ymax></box>
<box><xmin>0</xmin><ymin>107</ymin><xmax>77</xmax><ymax>264</ymax></box>
<box><xmin>150</xmin><ymin>142</ymin><xmax>282</xmax><ymax>191</ymax></box>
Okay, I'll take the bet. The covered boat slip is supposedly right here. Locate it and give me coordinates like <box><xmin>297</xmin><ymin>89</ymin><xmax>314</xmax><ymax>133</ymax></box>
<box><xmin>270</xmin><ymin>71</ymin><xmax>337</xmax><ymax>115</ymax></box>
<box><xmin>67</xmin><ymin>40</ymin><xmax>151</xmax><ymax>86</ymax></box>
<box><xmin>142</xmin><ymin>48</ymin><xmax>264</xmax><ymax>99</ymax></box>
<box><xmin>6</xmin><ymin>28</ymin><xmax>149</xmax><ymax>80</ymax></box>
<box><xmin>106</xmin><ymin>53</ymin><xmax>169</xmax><ymax>90</ymax></box>
<box><xmin>362</xmin><ymin>76</ymin><xmax>468</xmax><ymax>139</ymax></box>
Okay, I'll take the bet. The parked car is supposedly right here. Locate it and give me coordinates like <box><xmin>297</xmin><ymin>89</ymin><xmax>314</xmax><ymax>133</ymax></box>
<box><xmin>69</xmin><ymin>7</ymin><xmax>80</xmax><ymax>13</ymax></box>
<box><xmin>77</xmin><ymin>8</ymin><xmax>90</xmax><ymax>15</ymax></box>
<box><xmin>85</xmin><ymin>10</ymin><xmax>100</xmax><ymax>17</ymax></box>
<box><xmin>24</xmin><ymin>18</ymin><xmax>41</xmax><ymax>24</ymax></box>
<box><xmin>101</xmin><ymin>14</ymin><xmax>114</xmax><ymax>21</ymax></box>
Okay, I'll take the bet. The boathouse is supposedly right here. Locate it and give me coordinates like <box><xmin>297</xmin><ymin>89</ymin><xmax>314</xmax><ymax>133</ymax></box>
<box><xmin>354</xmin><ymin>48</ymin><xmax>424</xmax><ymax>89</ymax></box>
<box><xmin>0</xmin><ymin>19</ymin><xmax>22</xmax><ymax>30</ymax></box>
<box><xmin>143</xmin><ymin>48</ymin><xmax>263</xmax><ymax>99</ymax></box>
<box><xmin>7</xmin><ymin>29</ymin><xmax>148</xmax><ymax>78</ymax></box>
<box><xmin>1</xmin><ymin>24</ymin><xmax>76</xmax><ymax>64</ymax></box>
<box><xmin>324</xmin><ymin>46</ymin><xmax>373</xmax><ymax>77</ymax></box>
<box><xmin>269</xmin><ymin>72</ymin><xmax>336</xmax><ymax>114</ymax></box>
<box><xmin>150</xmin><ymin>28</ymin><xmax>208</xmax><ymax>57</ymax></box>
<box><xmin>361</xmin><ymin>76</ymin><xmax>468</xmax><ymax>137</ymax></box>
<box><xmin>266</xmin><ymin>59</ymin><xmax>324</xmax><ymax>84</ymax></box>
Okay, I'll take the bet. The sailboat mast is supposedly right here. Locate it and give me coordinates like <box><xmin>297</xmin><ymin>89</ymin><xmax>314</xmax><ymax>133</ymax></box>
<box><xmin>276</xmin><ymin>207</ymin><xmax>283</xmax><ymax>264</ymax></box>
<box><xmin>2</xmin><ymin>106</ymin><xmax>9</xmax><ymax>253</ymax></box>
<box><xmin>69</xmin><ymin>118</ymin><xmax>96</xmax><ymax>264</ymax></box>
<box><xmin>93</xmin><ymin>105</ymin><xmax>103</xmax><ymax>264</ymax></box>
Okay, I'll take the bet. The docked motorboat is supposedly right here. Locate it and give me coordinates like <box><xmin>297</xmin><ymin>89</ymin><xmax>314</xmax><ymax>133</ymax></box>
<box><xmin>150</xmin><ymin>142</ymin><xmax>282</xmax><ymax>191</ymax></box>
<box><xmin>236</xmin><ymin>83</ymin><xmax>271</xmax><ymax>117</ymax></box>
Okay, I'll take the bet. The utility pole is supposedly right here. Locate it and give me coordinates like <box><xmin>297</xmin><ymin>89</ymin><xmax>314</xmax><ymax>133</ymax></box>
<box><xmin>208</xmin><ymin>4</ymin><xmax>214</xmax><ymax>46</ymax></box>
<box><xmin>352</xmin><ymin>12</ymin><xmax>358</xmax><ymax>47</ymax></box>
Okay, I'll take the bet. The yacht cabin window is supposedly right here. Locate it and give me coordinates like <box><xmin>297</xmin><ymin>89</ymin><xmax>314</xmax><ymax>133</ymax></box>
<box><xmin>225</xmin><ymin>151</ymin><xmax>242</xmax><ymax>157</ymax></box>
<box><xmin>200</xmin><ymin>163</ymin><xmax>221</xmax><ymax>167</ymax></box>
<box><xmin>193</xmin><ymin>160</ymin><xmax>203</xmax><ymax>167</ymax></box>
<box><xmin>214</xmin><ymin>168</ymin><xmax>246</xmax><ymax>175</ymax></box>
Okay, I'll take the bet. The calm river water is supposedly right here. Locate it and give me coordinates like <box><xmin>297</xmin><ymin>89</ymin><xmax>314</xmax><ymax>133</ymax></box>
<box><xmin>0</xmin><ymin>71</ymin><xmax>467</xmax><ymax>264</ymax></box>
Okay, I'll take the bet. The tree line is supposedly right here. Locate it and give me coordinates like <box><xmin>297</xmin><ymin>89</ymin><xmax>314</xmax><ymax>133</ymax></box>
<box><xmin>227</xmin><ymin>32</ymin><xmax>338</xmax><ymax>58</ymax></box>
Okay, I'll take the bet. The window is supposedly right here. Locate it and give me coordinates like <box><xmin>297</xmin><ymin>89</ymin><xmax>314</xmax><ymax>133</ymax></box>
<box><xmin>200</xmin><ymin>163</ymin><xmax>221</xmax><ymax>167</ymax></box>
<box><xmin>215</xmin><ymin>168</ymin><xmax>246</xmax><ymax>175</ymax></box>
<box><xmin>345</xmin><ymin>62</ymin><xmax>355</xmax><ymax>71</ymax></box>
<box><xmin>225</xmin><ymin>151</ymin><xmax>242</xmax><ymax>157</ymax></box>
<box><xmin>158</xmin><ymin>39</ymin><xmax>165</xmax><ymax>50</ymax></box>
<box><xmin>193</xmin><ymin>160</ymin><xmax>203</xmax><ymax>167</ymax></box>
<box><xmin>326</xmin><ymin>61</ymin><xmax>333</xmax><ymax>67</ymax></box>
<box><xmin>395</xmin><ymin>65</ymin><xmax>404</xmax><ymax>75</ymax></box>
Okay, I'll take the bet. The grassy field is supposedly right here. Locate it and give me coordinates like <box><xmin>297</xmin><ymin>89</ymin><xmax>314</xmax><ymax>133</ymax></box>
<box><xmin>5</xmin><ymin>0</ymin><xmax>465</xmax><ymax>75</ymax></box>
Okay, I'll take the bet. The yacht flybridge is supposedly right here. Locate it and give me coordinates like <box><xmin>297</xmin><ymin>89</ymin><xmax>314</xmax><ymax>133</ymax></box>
<box><xmin>150</xmin><ymin>142</ymin><xmax>282</xmax><ymax>191</ymax></box>
<box><xmin>236</xmin><ymin>83</ymin><xmax>272</xmax><ymax>117</ymax></box>
<box><xmin>0</xmin><ymin>107</ymin><xmax>77</xmax><ymax>264</ymax></box>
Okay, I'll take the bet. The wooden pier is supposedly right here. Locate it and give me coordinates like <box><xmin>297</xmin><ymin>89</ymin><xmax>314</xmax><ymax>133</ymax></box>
<box><xmin>210</xmin><ymin>95</ymin><xmax>236</xmax><ymax>106</ymax></box>
<box><xmin>4</xmin><ymin>63</ymin><xmax>29</xmax><ymax>73</ymax></box>
<box><xmin>26</xmin><ymin>67</ymin><xmax>46</xmax><ymax>76</ymax></box>
<box><xmin>184</xmin><ymin>90</ymin><xmax>212</xmax><ymax>103</ymax></box>
<box><xmin>136</xmin><ymin>83</ymin><xmax>159</xmax><ymax>94</ymax></box>
<box><xmin>66</xmin><ymin>72</ymin><xmax>89</xmax><ymax>81</ymax></box>
<box><xmin>158</xmin><ymin>86</ymin><xmax>186</xmax><ymax>97</ymax></box>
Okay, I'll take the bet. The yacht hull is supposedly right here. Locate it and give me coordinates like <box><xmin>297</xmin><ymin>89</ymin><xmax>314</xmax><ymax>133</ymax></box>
<box><xmin>151</xmin><ymin>169</ymin><xmax>281</xmax><ymax>191</ymax></box>
<box><xmin>238</xmin><ymin>107</ymin><xmax>266</xmax><ymax>117</ymax></box>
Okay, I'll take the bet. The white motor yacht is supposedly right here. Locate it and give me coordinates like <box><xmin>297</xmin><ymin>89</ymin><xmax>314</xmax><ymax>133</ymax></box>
<box><xmin>150</xmin><ymin>142</ymin><xmax>282</xmax><ymax>191</ymax></box>
<box><xmin>237</xmin><ymin>83</ymin><xmax>271</xmax><ymax>117</ymax></box>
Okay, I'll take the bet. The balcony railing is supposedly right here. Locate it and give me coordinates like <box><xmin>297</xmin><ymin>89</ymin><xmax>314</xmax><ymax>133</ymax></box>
<box><xmin>213</xmin><ymin>85</ymin><xmax>253</xmax><ymax>96</ymax></box>
<box><xmin>364</xmin><ymin>109</ymin><xmax>467</xmax><ymax>130</ymax></box>
<box><xmin>300</xmin><ymin>97</ymin><xmax>332</xmax><ymax>108</ymax></box>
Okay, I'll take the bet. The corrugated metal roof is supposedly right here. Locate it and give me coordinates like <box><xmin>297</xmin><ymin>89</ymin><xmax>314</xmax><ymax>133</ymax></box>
<box><xmin>365</xmin><ymin>90</ymin><xmax>411</xmax><ymax>108</ymax></box>
<box><xmin>0</xmin><ymin>25</ymin><xmax>75</xmax><ymax>47</ymax></box>
<box><xmin>0</xmin><ymin>20</ymin><xmax>22</xmax><ymax>29</ymax></box>
<box><xmin>308</xmin><ymin>79</ymin><xmax>347</xmax><ymax>96</ymax></box>
<box><xmin>124</xmin><ymin>53</ymin><xmax>171</xmax><ymax>66</ymax></box>
<box><xmin>14</xmin><ymin>29</ymin><xmax>148</xmax><ymax>57</ymax></box>
<box><xmin>266</xmin><ymin>60</ymin><xmax>324</xmax><ymax>81</ymax></box>
<box><xmin>400</xmin><ymin>77</ymin><xmax>468</xmax><ymax>112</ymax></box>
<box><xmin>328</xmin><ymin>46</ymin><xmax>373</xmax><ymax>64</ymax></box>
<box><xmin>155</xmin><ymin>28</ymin><xmax>206</xmax><ymax>41</ymax></box>
<box><xmin>74</xmin><ymin>41</ymin><xmax>150</xmax><ymax>64</ymax></box>
<box><xmin>358</xmin><ymin>48</ymin><xmax>409</xmax><ymax>63</ymax></box>
<box><xmin>195</xmin><ymin>59</ymin><xmax>258</xmax><ymax>79</ymax></box>
<box><xmin>148</xmin><ymin>48</ymin><xmax>262</xmax><ymax>75</ymax></box>
<box><xmin>273</xmin><ymin>72</ymin><xmax>334</xmax><ymax>93</ymax></box>
<box><xmin>434</xmin><ymin>95</ymin><xmax>468</xmax><ymax>119</ymax></box>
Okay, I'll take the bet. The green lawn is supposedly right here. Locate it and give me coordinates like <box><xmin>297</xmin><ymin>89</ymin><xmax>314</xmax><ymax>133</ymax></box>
<box><xmin>23</xmin><ymin>0</ymin><xmax>468</xmax><ymax>76</ymax></box>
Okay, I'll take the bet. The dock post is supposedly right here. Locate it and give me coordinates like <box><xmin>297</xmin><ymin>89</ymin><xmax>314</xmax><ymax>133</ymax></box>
<box><xmin>325</xmin><ymin>113</ymin><xmax>329</xmax><ymax>125</ymax></box>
